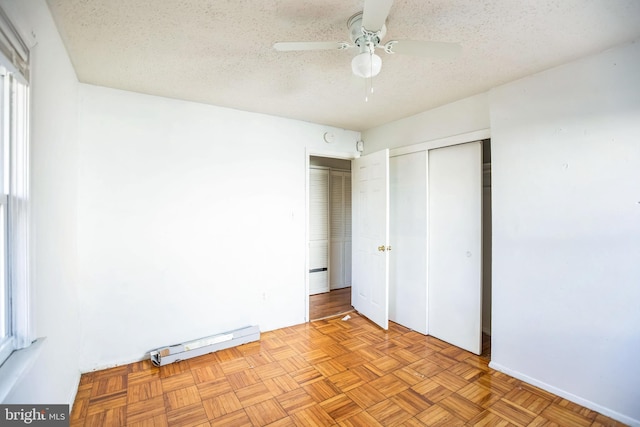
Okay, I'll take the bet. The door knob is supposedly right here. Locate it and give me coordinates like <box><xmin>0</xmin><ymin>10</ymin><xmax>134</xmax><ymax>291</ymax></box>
<box><xmin>377</xmin><ymin>245</ymin><xmax>386</xmax><ymax>252</ymax></box>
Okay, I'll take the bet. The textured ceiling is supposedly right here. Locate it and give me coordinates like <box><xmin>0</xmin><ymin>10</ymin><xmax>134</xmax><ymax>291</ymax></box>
<box><xmin>45</xmin><ymin>0</ymin><xmax>640</xmax><ymax>131</ymax></box>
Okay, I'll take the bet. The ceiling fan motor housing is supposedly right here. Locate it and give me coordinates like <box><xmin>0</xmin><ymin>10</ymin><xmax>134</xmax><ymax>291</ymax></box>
<box><xmin>347</xmin><ymin>12</ymin><xmax>386</xmax><ymax>49</ymax></box>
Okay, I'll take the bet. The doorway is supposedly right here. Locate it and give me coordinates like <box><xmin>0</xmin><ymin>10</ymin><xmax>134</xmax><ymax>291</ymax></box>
<box><xmin>308</xmin><ymin>155</ymin><xmax>353</xmax><ymax>320</ymax></box>
<box><xmin>482</xmin><ymin>140</ymin><xmax>492</xmax><ymax>359</ymax></box>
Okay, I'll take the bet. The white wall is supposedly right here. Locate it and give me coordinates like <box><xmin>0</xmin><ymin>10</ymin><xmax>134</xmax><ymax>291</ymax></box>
<box><xmin>362</xmin><ymin>92</ymin><xmax>489</xmax><ymax>152</ymax></box>
<box><xmin>489</xmin><ymin>40</ymin><xmax>640</xmax><ymax>424</ymax></box>
<box><xmin>77</xmin><ymin>85</ymin><xmax>359</xmax><ymax>370</ymax></box>
<box><xmin>1</xmin><ymin>0</ymin><xmax>81</xmax><ymax>405</ymax></box>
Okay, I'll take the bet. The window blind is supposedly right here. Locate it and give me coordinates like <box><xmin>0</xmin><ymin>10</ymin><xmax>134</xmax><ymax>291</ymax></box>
<box><xmin>0</xmin><ymin>6</ymin><xmax>29</xmax><ymax>82</ymax></box>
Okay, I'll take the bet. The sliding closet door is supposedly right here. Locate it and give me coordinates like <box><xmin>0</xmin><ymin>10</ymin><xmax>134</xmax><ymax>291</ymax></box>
<box><xmin>428</xmin><ymin>141</ymin><xmax>482</xmax><ymax>354</ymax></box>
<box><xmin>389</xmin><ymin>152</ymin><xmax>427</xmax><ymax>334</ymax></box>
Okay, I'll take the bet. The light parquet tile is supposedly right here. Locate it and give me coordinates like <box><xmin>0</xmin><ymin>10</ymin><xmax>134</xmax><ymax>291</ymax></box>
<box><xmin>125</xmin><ymin>395</ymin><xmax>166</xmax><ymax>424</ymax></box>
<box><xmin>235</xmin><ymin>382</ymin><xmax>274</xmax><ymax>407</ymax></box>
<box><xmin>209</xmin><ymin>409</ymin><xmax>252</xmax><ymax>427</ymax></box>
<box><xmin>370</xmin><ymin>372</ymin><xmax>410</xmax><ymax>397</ymax></box>
<box><xmin>468</xmin><ymin>410</ymin><xmax>518</xmax><ymax>427</ymax></box>
<box><xmin>164</xmin><ymin>385</ymin><xmax>202</xmax><ymax>411</ymax></box>
<box><xmin>160</xmin><ymin>371</ymin><xmax>195</xmax><ymax>392</ymax></box>
<box><xmin>262</xmin><ymin>374</ymin><xmax>301</xmax><ymax>397</ymax></box>
<box><xmin>290</xmin><ymin>404</ymin><xmax>335</xmax><ymax>427</ymax></box>
<box><xmin>367</xmin><ymin>399</ymin><xmax>413</xmax><ymax>426</ymax></box>
<box><xmin>90</xmin><ymin>373</ymin><xmax>127</xmax><ymax>398</ymax></box>
<box><xmin>304</xmin><ymin>378</ymin><xmax>342</xmax><ymax>403</ymax></box>
<box><xmin>488</xmin><ymin>398</ymin><xmax>538</xmax><ymax>426</ymax></box>
<box><xmin>328</xmin><ymin>369</ymin><xmax>366</xmax><ymax>393</ymax></box>
<box><xmin>70</xmin><ymin>313</ymin><xmax>628</xmax><ymax>427</ymax></box>
<box><xmin>275</xmin><ymin>388</ymin><xmax>316</xmax><ymax>414</ymax></box>
<box><xmin>438</xmin><ymin>392</ymin><xmax>484</xmax><ymax>421</ymax></box>
<box><xmin>243</xmin><ymin>398</ymin><xmax>288</xmax><ymax>425</ymax></box>
<box><xmin>345</xmin><ymin>383</ymin><xmax>387</xmax><ymax>409</ymax></box>
<box><xmin>191</xmin><ymin>364</ymin><xmax>224</xmax><ymax>384</ymax></box>
<box><xmin>457</xmin><ymin>381</ymin><xmax>503</xmax><ymax>409</ymax></box>
<box><xmin>195</xmin><ymin>377</ymin><xmax>232</xmax><ymax>400</ymax></box>
<box><xmin>126</xmin><ymin>379</ymin><xmax>163</xmax><ymax>404</ymax></box>
<box><xmin>202</xmin><ymin>391</ymin><xmax>243</xmax><ymax>419</ymax></box>
<box><xmin>429</xmin><ymin>369</ymin><xmax>470</xmax><ymax>392</ymax></box>
<box><xmin>314</xmin><ymin>358</ymin><xmax>348</xmax><ymax>377</ymax></box>
<box><xmin>226</xmin><ymin>368</ymin><xmax>262</xmax><ymax>390</ymax></box>
<box><xmin>85</xmin><ymin>391</ymin><xmax>127</xmax><ymax>417</ymax></box>
<box><xmin>540</xmin><ymin>402</ymin><xmax>595</xmax><ymax>427</ymax></box>
<box><xmin>350</xmin><ymin>364</ymin><xmax>381</xmax><ymax>382</ymax></box>
<box><xmin>253</xmin><ymin>361</ymin><xmax>288</xmax><ymax>380</ymax></box>
<box><xmin>416</xmin><ymin>404</ymin><xmax>466</xmax><ymax>426</ymax></box>
<box><xmin>84</xmin><ymin>406</ymin><xmax>126</xmax><ymax>427</ymax></box>
<box><xmin>165</xmin><ymin>402</ymin><xmax>209</xmax><ymax>427</ymax></box>
<box><xmin>502</xmin><ymin>386</ymin><xmax>553</xmax><ymax>414</ymax></box>
<box><xmin>319</xmin><ymin>393</ymin><xmax>362</xmax><ymax>422</ymax></box>
<box><xmin>125</xmin><ymin>413</ymin><xmax>169</xmax><ymax>427</ymax></box>
<box><xmin>389</xmin><ymin>388</ymin><xmax>432</xmax><ymax>416</ymax></box>
<box><xmin>411</xmin><ymin>379</ymin><xmax>453</xmax><ymax>403</ymax></box>
<box><xmin>338</xmin><ymin>410</ymin><xmax>385</xmax><ymax>427</ymax></box>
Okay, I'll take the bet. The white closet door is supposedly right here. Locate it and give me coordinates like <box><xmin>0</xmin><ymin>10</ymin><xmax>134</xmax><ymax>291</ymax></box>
<box><xmin>389</xmin><ymin>152</ymin><xmax>427</xmax><ymax>334</ymax></box>
<box><xmin>428</xmin><ymin>141</ymin><xmax>482</xmax><ymax>354</ymax></box>
<box><xmin>309</xmin><ymin>241</ymin><xmax>329</xmax><ymax>295</ymax></box>
<box><xmin>309</xmin><ymin>168</ymin><xmax>329</xmax><ymax>295</ymax></box>
<box><xmin>309</xmin><ymin>169</ymin><xmax>329</xmax><ymax>240</ymax></box>
<box><xmin>330</xmin><ymin>172</ymin><xmax>344</xmax><ymax>289</ymax></box>
<box><xmin>330</xmin><ymin>172</ymin><xmax>345</xmax><ymax>238</ymax></box>
<box><xmin>330</xmin><ymin>171</ymin><xmax>352</xmax><ymax>290</ymax></box>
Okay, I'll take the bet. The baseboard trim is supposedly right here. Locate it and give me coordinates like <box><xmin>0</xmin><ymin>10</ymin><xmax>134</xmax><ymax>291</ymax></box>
<box><xmin>488</xmin><ymin>361</ymin><xmax>640</xmax><ymax>427</ymax></box>
<box><xmin>67</xmin><ymin>371</ymin><xmax>81</xmax><ymax>411</ymax></box>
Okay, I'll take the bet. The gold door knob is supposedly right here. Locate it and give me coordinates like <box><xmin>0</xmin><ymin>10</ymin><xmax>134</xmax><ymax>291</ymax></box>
<box><xmin>377</xmin><ymin>245</ymin><xmax>386</xmax><ymax>252</ymax></box>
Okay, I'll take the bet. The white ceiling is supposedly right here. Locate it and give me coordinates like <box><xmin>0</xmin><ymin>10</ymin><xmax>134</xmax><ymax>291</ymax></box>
<box><xmin>45</xmin><ymin>0</ymin><xmax>640</xmax><ymax>131</ymax></box>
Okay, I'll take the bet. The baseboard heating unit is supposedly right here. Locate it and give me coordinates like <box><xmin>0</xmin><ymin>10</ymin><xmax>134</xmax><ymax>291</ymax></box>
<box><xmin>150</xmin><ymin>325</ymin><xmax>260</xmax><ymax>367</ymax></box>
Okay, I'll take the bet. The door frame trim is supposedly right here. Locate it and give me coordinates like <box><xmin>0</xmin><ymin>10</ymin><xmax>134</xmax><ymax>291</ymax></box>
<box><xmin>389</xmin><ymin>129</ymin><xmax>490</xmax><ymax>157</ymax></box>
<box><xmin>305</xmin><ymin>148</ymin><xmax>358</xmax><ymax>322</ymax></box>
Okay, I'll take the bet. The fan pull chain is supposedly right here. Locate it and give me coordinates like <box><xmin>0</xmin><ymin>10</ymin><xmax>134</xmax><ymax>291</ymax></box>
<box><xmin>365</xmin><ymin>50</ymin><xmax>375</xmax><ymax>102</ymax></box>
<box><xmin>364</xmin><ymin>77</ymin><xmax>375</xmax><ymax>102</ymax></box>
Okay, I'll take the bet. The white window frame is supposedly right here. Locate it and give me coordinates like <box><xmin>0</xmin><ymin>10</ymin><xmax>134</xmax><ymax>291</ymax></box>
<box><xmin>0</xmin><ymin>4</ymin><xmax>32</xmax><ymax>369</ymax></box>
<box><xmin>0</xmin><ymin>65</ymin><xmax>10</xmax><ymax>365</ymax></box>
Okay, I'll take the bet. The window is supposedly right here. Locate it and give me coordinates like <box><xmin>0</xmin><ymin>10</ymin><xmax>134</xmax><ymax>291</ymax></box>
<box><xmin>0</xmin><ymin>6</ymin><xmax>31</xmax><ymax>367</ymax></box>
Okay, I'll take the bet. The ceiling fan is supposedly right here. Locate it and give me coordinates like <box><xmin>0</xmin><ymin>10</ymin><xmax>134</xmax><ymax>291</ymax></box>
<box><xmin>273</xmin><ymin>0</ymin><xmax>461</xmax><ymax>80</ymax></box>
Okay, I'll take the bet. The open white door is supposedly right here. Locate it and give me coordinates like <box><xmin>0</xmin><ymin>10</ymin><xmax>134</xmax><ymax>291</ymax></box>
<box><xmin>352</xmin><ymin>149</ymin><xmax>390</xmax><ymax>329</ymax></box>
<box><xmin>428</xmin><ymin>141</ymin><xmax>483</xmax><ymax>354</ymax></box>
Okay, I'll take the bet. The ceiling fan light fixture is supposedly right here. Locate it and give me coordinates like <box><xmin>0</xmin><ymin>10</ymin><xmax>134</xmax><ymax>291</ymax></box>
<box><xmin>351</xmin><ymin>52</ymin><xmax>382</xmax><ymax>78</ymax></box>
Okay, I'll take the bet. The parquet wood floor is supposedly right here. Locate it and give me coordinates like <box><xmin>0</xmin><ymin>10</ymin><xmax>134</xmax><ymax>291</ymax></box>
<box><xmin>309</xmin><ymin>288</ymin><xmax>353</xmax><ymax>321</ymax></box>
<box><xmin>71</xmin><ymin>313</ymin><xmax>626</xmax><ymax>426</ymax></box>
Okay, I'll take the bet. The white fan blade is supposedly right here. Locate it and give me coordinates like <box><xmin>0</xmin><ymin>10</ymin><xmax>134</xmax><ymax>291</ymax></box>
<box><xmin>273</xmin><ymin>41</ymin><xmax>350</xmax><ymax>51</ymax></box>
<box><xmin>362</xmin><ymin>0</ymin><xmax>393</xmax><ymax>32</ymax></box>
<box><xmin>386</xmin><ymin>40</ymin><xmax>461</xmax><ymax>58</ymax></box>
